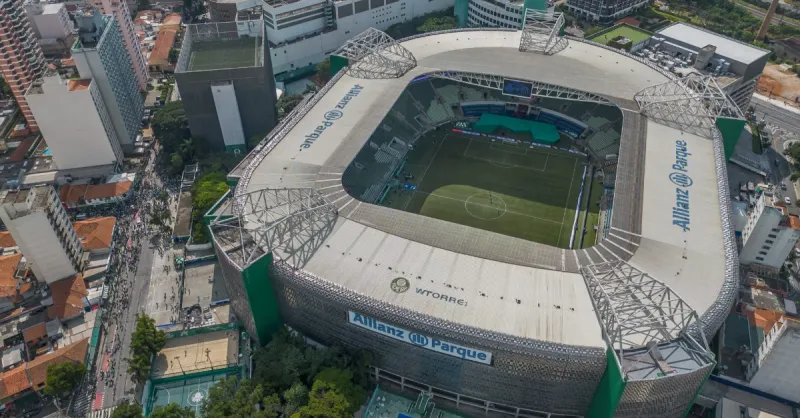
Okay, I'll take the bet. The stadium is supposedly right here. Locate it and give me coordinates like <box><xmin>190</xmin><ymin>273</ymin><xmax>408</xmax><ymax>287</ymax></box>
<box><xmin>210</xmin><ymin>14</ymin><xmax>743</xmax><ymax>418</ymax></box>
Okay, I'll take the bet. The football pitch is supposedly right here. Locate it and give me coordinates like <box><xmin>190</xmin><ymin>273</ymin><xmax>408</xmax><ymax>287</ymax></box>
<box><xmin>384</xmin><ymin>131</ymin><xmax>586</xmax><ymax>248</ymax></box>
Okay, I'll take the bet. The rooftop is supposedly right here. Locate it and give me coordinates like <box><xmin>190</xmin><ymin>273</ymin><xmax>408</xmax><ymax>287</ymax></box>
<box><xmin>656</xmin><ymin>22</ymin><xmax>770</xmax><ymax>65</ymax></box>
<box><xmin>0</xmin><ymin>232</ymin><xmax>16</xmax><ymax>249</ymax></box>
<box><xmin>83</xmin><ymin>180</ymin><xmax>132</xmax><ymax>201</ymax></box>
<box><xmin>0</xmin><ymin>254</ymin><xmax>30</xmax><ymax>304</ymax></box>
<box><xmin>68</xmin><ymin>79</ymin><xmax>91</xmax><ymax>92</ymax></box>
<box><xmin>148</xmin><ymin>25</ymin><xmax>179</xmax><ymax>68</ymax></box>
<box><xmin>177</xmin><ymin>21</ymin><xmax>263</xmax><ymax>73</ymax></box>
<box><xmin>0</xmin><ymin>338</ymin><xmax>89</xmax><ymax>399</ymax></box>
<box><xmin>47</xmin><ymin>274</ymin><xmax>88</xmax><ymax>320</ymax></box>
<box><xmin>73</xmin><ymin>216</ymin><xmax>116</xmax><ymax>250</ymax></box>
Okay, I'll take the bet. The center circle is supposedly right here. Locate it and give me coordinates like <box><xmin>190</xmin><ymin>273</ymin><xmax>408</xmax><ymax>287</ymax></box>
<box><xmin>464</xmin><ymin>193</ymin><xmax>508</xmax><ymax>220</ymax></box>
<box><xmin>187</xmin><ymin>389</ymin><xmax>207</xmax><ymax>406</ymax></box>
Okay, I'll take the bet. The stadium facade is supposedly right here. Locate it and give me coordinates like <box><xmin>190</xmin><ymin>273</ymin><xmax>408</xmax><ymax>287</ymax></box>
<box><xmin>210</xmin><ymin>18</ymin><xmax>743</xmax><ymax>418</ymax></box>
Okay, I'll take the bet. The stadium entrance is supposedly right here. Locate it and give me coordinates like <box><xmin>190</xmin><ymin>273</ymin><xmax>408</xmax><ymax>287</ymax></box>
<box><xmin>341</xmin><ymin>76</ymin><xmax>623</xmax><ymax>249</ymax></box>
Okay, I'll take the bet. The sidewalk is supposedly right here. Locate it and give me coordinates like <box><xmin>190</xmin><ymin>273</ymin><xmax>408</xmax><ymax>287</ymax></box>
<box><xmin>752</xmin><ymin>93</ymin><xmax>800</xmax><ymax>115</ymax></box>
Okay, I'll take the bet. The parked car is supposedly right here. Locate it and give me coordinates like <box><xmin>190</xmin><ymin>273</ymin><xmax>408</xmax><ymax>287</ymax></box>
<box><xmin>785</xmin><ymin>196</ymin><xmax>792</xmax><ymax>205</ymax></box>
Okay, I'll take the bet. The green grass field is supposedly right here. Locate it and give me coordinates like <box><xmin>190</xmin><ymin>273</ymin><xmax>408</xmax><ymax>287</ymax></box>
<box><xmin>187</xmin><ymin>38</ymin><xmax>259</xmax><ymax>72</ymax></box>
<box><xmin>383</xmin><ymin>132</ymin><xmax>586</xmax><ymax>248</ymax></box>
<box><xmin>589</xmin><ymin>25</ymin><xmax>652</xmax><ymax>45</ymax></box>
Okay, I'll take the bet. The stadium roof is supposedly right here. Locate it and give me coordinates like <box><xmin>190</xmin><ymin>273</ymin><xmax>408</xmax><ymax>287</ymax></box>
<box><xmin>235</xmin><ymin>30</ymin><xmax>734</xmax><ymax>349</ymax></box>
<box><xmin>656</xmin><ymin>23</ymin><xmax>770</xmax><ymax>65</ymax></box>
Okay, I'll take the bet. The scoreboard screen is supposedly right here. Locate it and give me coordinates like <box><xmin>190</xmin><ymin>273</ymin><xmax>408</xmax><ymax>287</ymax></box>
<box><xmin>502</xmin><ymin>79</ymin><xmax>533</xmax><ymax>98</ymax></box>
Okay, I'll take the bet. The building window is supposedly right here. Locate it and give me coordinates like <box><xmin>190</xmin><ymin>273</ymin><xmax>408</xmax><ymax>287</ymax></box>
<box><xmin>768</xmin><ymin>234</ymin><xmax>778</xmax><ymax>239</ymax></box>
<box><xmin>756</xmin><ymin>256</ymin><xmax>765</xmax><ymax>261</ymax></box>
<box><xmin>759</xmin><ymin>251</ymin><xmax>768</xmax><ymax>256</ymax></box>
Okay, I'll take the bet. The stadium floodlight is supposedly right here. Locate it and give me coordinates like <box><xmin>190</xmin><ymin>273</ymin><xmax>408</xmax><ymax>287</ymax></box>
<box><xmin>580</xmin><ymin>260</ymin><xmax>712</xmax><ymax>377</ymax></box>
<box><xmin>519</xmin><ymin>9</ymin><xmax>568</xmax><ymax>55</ymax></box>
<box><xmin>428</xmin><ymin>70</ymin><xmax>610</xmax><ymax>104</ymax></box>
<box><xmin>333</xmin><ymin>28</ymin><xmax>416</xmax><ymax>79</ymax></box>
<box><xmin>209</xmin><ymin>188</ymin><xmax>338</xmax><ymax>270</ymax></box>
<box><xmin>633</xmin><ymin>74</ymin><xmax>744</xmax><ymax>138</ymax></box>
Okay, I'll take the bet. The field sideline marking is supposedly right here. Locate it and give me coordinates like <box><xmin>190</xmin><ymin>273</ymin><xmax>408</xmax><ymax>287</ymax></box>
<box><xmin>555</xmin><ymin>159</ymin><xmax>579</xmax><ymax>248</ymax></box>
<box><xmin>403</xmin><ymin>134</ymin><xmax>447</xmax><ymax>211</ymax></box>
<box><xmin>421</xmin><ymin>190</ymin><xmax>562</xmax><ymax>224</ymax></box>
<box><xmin>464</xmin><ymin>140</ymin><xmax>549</xmax><ymax>171</ymax></box>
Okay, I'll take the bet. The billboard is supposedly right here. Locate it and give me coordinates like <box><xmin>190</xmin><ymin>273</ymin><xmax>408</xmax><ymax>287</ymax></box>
<box><xmin>502</xmin><ymin>79</ymin><xmax>534</xmax><ymax>98</ymax></box>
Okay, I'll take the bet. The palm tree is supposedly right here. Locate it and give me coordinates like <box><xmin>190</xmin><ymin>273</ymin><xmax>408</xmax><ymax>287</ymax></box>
<box><xmin>178</xmin><ymin>139</ymin><xmax>194</xmax><ymax>161</ymax></box>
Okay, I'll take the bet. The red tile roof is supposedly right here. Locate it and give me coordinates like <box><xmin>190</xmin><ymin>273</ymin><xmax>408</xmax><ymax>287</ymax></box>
<box><xmin>83</xmin><ymin>181</ymin><xmax>132</xmax><ymax>201</ymax></box>
<box><xmin>47</xmin><ymin>275</ymin><xmax>87</xmax><ymax>320</ymax></box>
<box><xmin>0</xmin><ymin>232</ymin><xmax>16</xmax><ymax>248</ymax></box>
<box><xmin>0</xmin><ymin>338</ymin><xmax>89</xmax><ymax>399</ymax></box>
<box><xmin>0</xmin><ymin>254</ymin><xmax>29</xmax><ymax>304</ymax></box>
<box><xmin>148</xmin><ymin>25</ymin><xmax>178</xmax><ymax>68</ymax></box>
<box><xmin>22</xmin><ymin>322</ymin><xmax>47</xmax><ymax>343</ymax></box>
<box><xmin>162</xmin><ymin>13</ymin><xmax>182</xmax><ymax>25</ymax></box>
<box><xmin>73</xmin><ymin>217</ymin><xmax>116</xmax><ymax>251</ymax></box>
<box><xmin>58</xmin><ymin>184</ymin><xmax>88</xmax><ymax>206</ymax></box>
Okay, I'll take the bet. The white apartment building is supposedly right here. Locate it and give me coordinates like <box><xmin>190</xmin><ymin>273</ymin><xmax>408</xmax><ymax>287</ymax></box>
<box><xmin>0</xmin><ymin>186</ymin><xmax>82</xmax><ymax>284</ymax></box>
<box><xmin>87</xmin><ymin>0</ymin><xmax>148</xmax><ymax>91</ymax></box>
<box><xmin>262</xmin><ymin>0</ymin><xmax>452</xmax><ymax>79</ymax></box>
<box><xmin>745</xmin><ymin>317</ymin><xmax>800</xmax><ymax>403</ymax></box>
<box><xmin>23</xmin><ymin>1</ymin><xmax>72</xmax><ymax>40</ymax></box>
<box><xmin>740</xmin><ymin>193</ymin><xmax>800</xmax><ymax>270</ymax></box>
<box><xmin>25</xmin><ymin>74</ymin><xmax>123</xmax><ymax>172</ymax></box>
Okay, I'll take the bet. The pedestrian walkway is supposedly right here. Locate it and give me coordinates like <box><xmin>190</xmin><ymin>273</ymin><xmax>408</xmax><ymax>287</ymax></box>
<box><xmin>86</xmin><ymin>405</ymin><xmax>117</xmax><ymax>418</ymax></box>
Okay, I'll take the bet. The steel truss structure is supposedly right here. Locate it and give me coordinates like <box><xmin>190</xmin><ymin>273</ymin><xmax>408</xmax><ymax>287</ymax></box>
<box><xmin>427</xmin><ymin>70</ymin><xmax>610</xmax><ymax>104</ymax></box>
<box><xmin>633</xmin><ymin>74</ymin><xmax>744</xmax><ymax>138</ymax></box>
<box><xmin>519</xmin><ymin>9</ymin><xmax>568</xmax><ymax>55</ymax></box>
<box><xmin>581</xmin><ymin>260</ymin><xmax>713</xmax><ymax>377</ymax></box>
<box><xmin>209</xmin><ymin>188</ymin><xmax>338</xmax><ymax>269</ymax></box>
<box><xmin>333</xmin><ymin>28</ymin><xmax>416</xmax><ymax>79</ymax></box>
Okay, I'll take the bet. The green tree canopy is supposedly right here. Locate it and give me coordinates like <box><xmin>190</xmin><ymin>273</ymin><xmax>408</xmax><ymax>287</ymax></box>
<box><xmin>282</xmin><ymin>382</ymin><xmax>309</xmax><ymax>416</ymax></box>
<box><xmin>787</xmin><ymin>142</ymin><xmax>800</xmax><ymax>163</ymax></box>
<box><xmin>169</xmin><ymin>153</ymin><xmax>184</xmax><ymax>176</ymax></box>
<box><xmin>168</xmin><ymin>48</ymin><xmax>180</xmax><ymax>65</ymax></box>
<box><xmin>150</xmin><ymin>403</ymin><xmax>196</xmax><ymax>418</ymax></box>
<box><xmin>202</xmin><ymin>377</ymin><xmax>281</xmax><ymax>418</ymax></box>
<box><xmin>316</xmin><ymin>58</ymin><xmax>331</xmax><ymax>84</ymax></box>
<box><xmin>290</xmin><ymin>380</ymin><xmax>350</xmax><ymax>418</ymax></box>
<box><xmin>127</xmin><ymin>314</ymin><xmax>167</xmax><ymax>383</ymax></box>
<box><xmin>44</xmin><ymin>362</ymin><xmax>87</xmax><ymax>398</ymax></box>
<box><xmin>191</xmin><ymin>170</ymin><xmax>228</xmax><ymax>220</ymax></box>
<box><xmin>110</xmin><ymin>401</ymin><xmax>144</xmax><ymax>418</ymax></box>
<box><xmin>313</xmin><ymin>368</ymin><xmax>365</xmax><ymax>415</ymax></box>
<box><xmin>277</xmin><ymin>94</ymin><xmax>304</xmax><ymax>119</ymax></box>
<box><xmin>416</xmin><ymin>15</ymin><xmax>457</xmax><ymax>33</ymax></box>
<box><xmin>152</xmin><ymin>101</ymin><xmax>190</xmax><ymax>154</ymax></box>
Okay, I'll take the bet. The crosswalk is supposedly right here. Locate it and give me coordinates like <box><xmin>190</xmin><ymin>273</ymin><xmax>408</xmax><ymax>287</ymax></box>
<box><xmin>86</xmin><ymin>406</ymin><xmax>116</xmax><ymax>418</ymax></box>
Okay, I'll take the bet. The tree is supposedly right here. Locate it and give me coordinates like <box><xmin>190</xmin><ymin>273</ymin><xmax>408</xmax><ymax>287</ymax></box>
<box><xmin>584</xmin><ymin>26</ymin><xmax>604</xmax><ymax>37</ymax></box>
<box><xmin>127</xmin><ymin>314</ymin><xmax>167</xmax><ymax>383</ymax></box>
<box><xmin>150</xmin><ymin>403</ymin><xmax>195</xmax><ymax>418</ymax></box>
<box><xmin>277</xmin><ymin>94</ymin><xmax>304</xmax><ymax>119</ymax></box>
<box><xmin>111</xmin><ymin>401</ymin><xmax>144</xmax><ymax>418</ymax></box>
<box><xmin>291</xmin><ymin>380</ymin><xmax>350</xmax><ymax>418</ymax></box>
<box><xmin>316</xmin><ymin>58</ymin><xmax>331</xmax><ymax>84</ymax></box>
<box><xmin>416</xmin><ymin>15</ymin><xmax>457</xmax><ymax>32</ymax></box>
<box><xmin>202</xmin><ymin>377</ymin><xmax>281</xmax><ymax>418</ymax></box>
<box><xmin>313</xmin><ymin>368</ymin><xmax>365</xmax><ymax>415</ymax></box>
<box><xmin>178</xmin><ymin>138</ymin><xmax>195</xmax><ymax>161</ymax></box>
<box><xmin>169</xmin><ymin>153</ymin><xmax>184</xmax><ymax>176</ymax></box>
<box><xmin>152</xmin><ymin>101</ymin><xmax>190</xmax><ymax>154</ymax></box>
<box><xmin>44</xmin><ymin>362</ymin><xmax>87</xmax><ymax>398</ymax></box>
<box><xmin>248</xmin><ymin>131</ymin><xmax>267</xmax><ymax>150</ymax></box>
<box><xmin>792</xmin><ymin>172</ymin><xmax>800</xmax><ymax>182</ymax></box>
<box><xmin>168</xmin><ymin>48</ymin><xmax>180</xmax><ymax>65</ymax></box>
<box><xmin>283</xmin><ymin>382</ymin><xmax>309</xmax><ymax>416</ymax></box>
<box><xmin>787</xmin><ymin>142</ymin><xmax>800</xmax><ymax>163</ymax></box>
<box><xmin>191</xmin><ymin>171</ymin><xmax>228</xmax><ymax>221</ymax></box>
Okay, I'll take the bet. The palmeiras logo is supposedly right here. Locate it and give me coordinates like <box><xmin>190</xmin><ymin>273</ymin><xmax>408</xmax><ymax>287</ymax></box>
<box><xmin>390</xmin><ymin>277</ymin><xmax>410</xmax><ymax>293</ymax></box>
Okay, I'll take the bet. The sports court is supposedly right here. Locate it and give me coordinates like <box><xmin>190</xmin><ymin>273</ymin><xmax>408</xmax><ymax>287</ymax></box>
<box><xmin>588</xmin><ymin>25</ymin><xmax>651</xmax><ymax>46</ymax></box>
<box><xmin>186</xmin><ymin>38</ymin><xmax>261</xmax><ymax>72</ymax></box>
<box><xmin>151</xmin><ymin>330</ymin><xmax>239</xmax><ymax>379</ymax></box>
<box><xmin>147</xmin><ymin>370</ymin><xmax>238</xmax><ymax>415</ymax></box>
<box><xmin>384</xmin><ymin>132</ymin><xmax>585</xmax><ymax>248</ymax></box>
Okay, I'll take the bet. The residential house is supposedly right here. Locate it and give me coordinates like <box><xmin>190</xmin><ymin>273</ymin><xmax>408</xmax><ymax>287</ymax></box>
<box><xmin>0</xmin><ymin>338</ymin><xmax>89</xmax><ymax>404</ymax></box>
<box><xmin>45</xmin><ymin>274</ymin><xmax>87</xmax><ymax>322</ymax></box>
<box><xmin>0</xmin><ymin>254</ymin><xmax>34</xmax><ymax>314</ymax></box>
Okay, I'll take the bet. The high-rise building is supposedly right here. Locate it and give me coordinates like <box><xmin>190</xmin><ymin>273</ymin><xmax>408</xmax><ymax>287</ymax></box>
<box><xmin>23</xmin><ymin>1</ymin><xmax>77</xmax><ymax>56</ymax></box>
<box><xmin>454</xmin><ymin>0</ymin><xmax>549</xmax><ymax>28</ymax></box>
<box><xmin>565</xmin><ymin>0</ymin><xmax>648</xmax><ymax>23</ymax></box>
<box><xmin>0</xmin><ymin>0</ymin><xmax>46</xmax><ymax>131</ymax></box>
<box><xmin>174</xmin><ymin>20</ymin><xmax>277</xmax><ymax>153</ymax></box>
<box><xmin>740</xmin><ymin>193</ymin><xmax>800</xmax><ymax>270</ymax></box>
<box><xmin>25</xmin><ymin>72</ymin><xmax>123</xmax><ymax>172</ymax></box>
<box><xmin>745</xmin><ymin>316</ymin><xmax>800</xmax><ymax>403</ymax></box>
<box><xmin>0</xmin><ymin>185</ymin><xmax>82</xmax><ymax>284</ymax></box>
<box><xmin>71</xmin><ymin>6</ymin><xmax>144</xmax><ymax>154</ymax></box>
<box><xmin>87</xmin><ymin>0</ymin><xmax>148</xmax><ymax>91</ymax></box>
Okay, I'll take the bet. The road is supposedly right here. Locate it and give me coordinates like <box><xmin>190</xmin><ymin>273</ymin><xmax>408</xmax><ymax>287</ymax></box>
<box><xmin>751</xmin><ymin>94</ymin><xmax>800</xmax><ymax>212</ymax></box>
<box><xmin>733</xmin><ymin>0</ymin><xmax>800</xmax><ymax>28</ymax></box>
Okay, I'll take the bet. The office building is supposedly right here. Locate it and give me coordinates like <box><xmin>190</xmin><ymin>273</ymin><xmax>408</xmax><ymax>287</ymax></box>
<box><xmin>740</xmin><ymin>193</ymin><xmax>800</xmax><ymax>270</ymax></box>
<box><xmin>0</xmin><ymin>185</ymin><xmax>82</xmax><ymax>284</ymax></box>
<box><xmin>88</xmin><ymin>0</ymin><xmax>148</xmax><ymax>91</ymax></box>
<box><xmin>72</xmin><ymin>6</ymin><xmax>144</xmax><ymax>154</ymax></box>
<box><xmin>262</xmin><ymin>0</ymin><xmax>451</xmax><ymax>81</ymax></box>
<box><xmin>454</xmin><ymin>0</ymin><xmax>548</xmax><ymax>28</ymax></box>
<box><xmin>745</xmin><ymin>317</ymin><xmax>800</xmax><ymax>403</ymax></box>
<box><xmin>0</xmin><ymin>0</ymin><xmax>46</xmax><ymax>131</ymax></box>
<box><xmin>651</xmin><ymin>23</ymin><xmax>771</xmax><ymax>110</ymax></box>
<box><xmin>565</xmin><ymin>0</ymin><xmax>648</xmax><ymax>23</ymax></box>
<box><xmin>25</xmin><ymin>72</ymin><xmax>123</xmax><ymax>172</ymax></box>
<box><xmin>174</xmin><ymin>20</ymin><xmax>277</xmax><ymax>153</ymax></box>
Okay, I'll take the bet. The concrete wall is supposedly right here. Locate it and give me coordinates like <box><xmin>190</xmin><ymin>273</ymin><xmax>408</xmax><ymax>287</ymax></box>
<box><xmin>26</xmin><ymin>76</ymin><xmax>119</xmax><ymax>170</ymax></box>
<box><xmin>748</xmin><ymin>325</ymin><xmax>800</xmax><ymax>403</ymax></box>
<box><xmin>740</xmin><ymin>198</ymin><xmax>800</xmax><ymax>269</ymax></box>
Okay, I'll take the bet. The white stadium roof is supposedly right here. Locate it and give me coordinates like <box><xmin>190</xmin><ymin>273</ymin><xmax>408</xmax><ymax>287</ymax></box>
<box><xmin>232</xmin><ymin>30</ymin><xmax>734</xmax><ymax>350</ymax></box>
